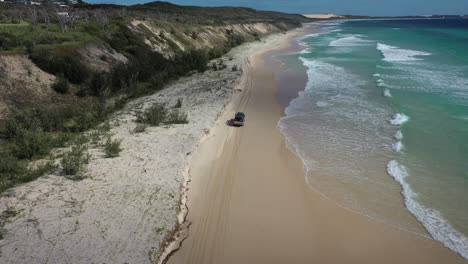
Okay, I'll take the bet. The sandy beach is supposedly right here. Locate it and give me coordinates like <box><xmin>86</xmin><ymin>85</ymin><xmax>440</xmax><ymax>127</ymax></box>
<box><xmin>167</xmin><ymin>25</ymin><xmax>467</xmax><ymax>264</ymax></box>
<box><xmin>0</xmin><ymin>32</ymin><xmax>290</xmax><ymax>264</ymax></box>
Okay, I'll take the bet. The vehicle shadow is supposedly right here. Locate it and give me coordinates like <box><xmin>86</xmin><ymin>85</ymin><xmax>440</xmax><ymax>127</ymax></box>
<box><xmin>226</xmin><ymin>119</ymin><xmax>240</xmax><ymax>127</ymax></box>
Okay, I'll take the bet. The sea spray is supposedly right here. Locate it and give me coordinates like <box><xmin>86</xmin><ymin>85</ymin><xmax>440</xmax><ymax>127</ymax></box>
<box><xmin>377</xmin><ymin>43</ymin><xmax>431</xmax><ymax>62</ymax></box>
<box><xmin>383</xmin><ymin>89</ymin><xmax>392</xmax><ymax>97</ymax></box>
<box><xmin>390</xmin><ymin>113</ymin><xmax>410</xmax><ymax>125</ymax></box>
<box><xmin>395</xmin><ymin>130</ymin><xmax>403</xmax><ymax>140</ymax></box>
<box><xmin>392</xmin><ymin>142</ymin><xmax>403</xmax><ymax>152</ymax></box>
<box><xmin>328</xmin><ymin>35</ymin><xmax>372</xmax><ymax>47</ymax></box>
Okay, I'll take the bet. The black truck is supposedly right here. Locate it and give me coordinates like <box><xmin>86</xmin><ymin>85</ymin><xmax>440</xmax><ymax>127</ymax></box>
<box><xmin>232</xmin><ymin>112</ymin><xmax>245</xmax><ymax>126</ymax></box>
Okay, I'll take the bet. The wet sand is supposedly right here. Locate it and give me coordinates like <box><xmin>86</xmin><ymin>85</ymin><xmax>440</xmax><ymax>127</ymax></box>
<box><xmin>167</xmin><ymin>26</ymin><xmax>466</xmax><ymax>264</ymax></box>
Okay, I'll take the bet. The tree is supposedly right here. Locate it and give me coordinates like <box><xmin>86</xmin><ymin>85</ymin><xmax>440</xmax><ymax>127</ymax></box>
<box><xmin>28</xmin><ymin>7</ymin><xmax>38</xmax><ymax>25</ymax></box>
<box><xmin>56</xmin><ymin>8</ymin><xmax>70</xmax><ymax>33</ymax></box>
<box><xmin>94</xmin><ymin>9</ymin><xmax>109</xmax><ymax>36</ymax></box>
<box><xmin>40</xmin><ymin>9</ymin><xmax>50</xmax><ymax>31</ymax></box>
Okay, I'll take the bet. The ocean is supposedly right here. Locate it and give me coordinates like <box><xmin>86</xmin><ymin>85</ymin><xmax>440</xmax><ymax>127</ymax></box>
<box><xmin>278</xmin><ymin>19</ymin><xmax>468</xmax><ymax>259</ymax></box>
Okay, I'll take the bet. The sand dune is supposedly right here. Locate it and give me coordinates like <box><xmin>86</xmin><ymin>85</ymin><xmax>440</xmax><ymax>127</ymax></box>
<box><xmin>304</xmin><ymin>14</ymin><xmax>345</xmax><ymax>19</ymax></box>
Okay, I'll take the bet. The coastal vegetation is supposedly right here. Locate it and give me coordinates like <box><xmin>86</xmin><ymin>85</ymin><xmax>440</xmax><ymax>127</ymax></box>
<box><xmin>61</xmin><ymin>138</ymin><xmax>91</xmax><ymax>177</ymax></box>
<box><xmin>136</xmin><ymin>103</ymin><xmax>188</xmax><ymax>126</ymax></box>
<box><xmin>0</xmin><ymin>1</ymin><xmax>308</xmax><ymax>192</ymax></box>
<box><xmin>104</xmin><ymin>137</ymin><xmax>122</xmax><ymax>158</ymax></box>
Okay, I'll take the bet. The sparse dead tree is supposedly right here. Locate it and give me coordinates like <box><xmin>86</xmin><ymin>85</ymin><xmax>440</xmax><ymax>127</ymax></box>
<box><xmin>76</xmin><ymin>10</ymin><xmax>89</xmax><ymax>22</ymax></box>
<box><xmin>14</xmin><ymin>9</ymin><xmax>23</xmax><ymax>22</ymax></box>
<box><xmin>94</xmin><ymin>9</ymin><xmax>109</xmax><ymax>36</ymax></box>
<box><xmin>56</xmin><ymin>8</ymin><xmax>70</xmax><ymax>33</ymax></box>
<box><xmin>118</xmin><ymin>7</ymin><xmax>128</xmax><ymax>18</ymax></box>
<box><xmin>40</xmin><ymin>9</ymin><xmax>50</xmax><ymax>31</ymax></box>
<box><xmin>29</xmin><ymin>7</ymin><xmax>38</xmax><ymax>25</ymax></box>
<box><xmin>68</xmin><ymin>8</ymin><xmax>79</xmax><ymax>30</ymax></box>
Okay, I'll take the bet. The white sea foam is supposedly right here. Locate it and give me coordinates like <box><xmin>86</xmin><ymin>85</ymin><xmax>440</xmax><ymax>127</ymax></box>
<box><xmin>377</xmin><ymin>82</ymin><xmax>386</xmax><ymax>87</ymax></box>
<box><xmin>377</xmin><ymin>79</ymin><xmax>384</xmax><ymax>83</ymax></box>
<box><xmin>316</xmin><ymin>101</ymin><xmax>328</xmax><ymax>107</ymax></box>
<box><xmin>297</xmin><ymin>29</ymin><xmax>340</xmax><ymax>42</ymax></box>
<box><xmin>395</xmin><ymin>130</ymin><xmax>403</xmax><ymax>140</ymax></box>
<box><xmin>383</xmin><ymin>89</ymin><xmax>392</xmax><ymax>97</ymax></box>
<box><xmin>300</xmin><ymin>48</ymin><xmax>311</xmax><ymax>54</ymax></box>
<box><xmin>329</xmin><ymin>35</ymin><xmax>372</xmax><ymax>47</ymax></box>
<box><xmin>302</xmin><ymin>33</ymin><xmax>321</xmax><ymax>38</ymax></box>
<box><xmin>377</xmin><ymin>43</ymin><xmax>431</xmax><ymax>62</ymax></box>
<box><xmin>390</xmin><ymin>113</ymin><xmax>409</xmax><ymax>125</ymax></box>
<box><xmin>298</xmin><ymin>41</ymin><xmax>308</xmax><ymax>47</ymax></box>
<box><xmin>392</xmin><ymin>141</ymin><xmax>403</xmax><ymax>152</ymax></box>
<box><xmin>373</xmin><ymin>73</ymin><xmax>381</xmax><ymax>77</ymax></box>
<box><xmin>387</xmin><ymin>160</ymin><xmax>468</xmax><ymax>259</ymax></box>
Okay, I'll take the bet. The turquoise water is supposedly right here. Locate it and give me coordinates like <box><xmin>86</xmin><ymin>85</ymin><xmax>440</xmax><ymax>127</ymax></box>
<box><xmin>278</xmin><ymin>19</ymin><xmax>468</xmax><ymax>258</ymax></box>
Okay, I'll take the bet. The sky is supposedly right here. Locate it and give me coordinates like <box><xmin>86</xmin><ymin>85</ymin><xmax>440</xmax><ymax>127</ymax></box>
<box><xmin>86</xmin><ymin>0</ymin><xmax>468</xmax><ymax>16</ymax></box>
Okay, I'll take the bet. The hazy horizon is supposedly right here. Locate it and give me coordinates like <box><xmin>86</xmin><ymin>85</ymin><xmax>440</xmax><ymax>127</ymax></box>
<box><xmin>85</xmin><ymin>0</ymin><xmax>468</xmax><ymax>17</ymax></box>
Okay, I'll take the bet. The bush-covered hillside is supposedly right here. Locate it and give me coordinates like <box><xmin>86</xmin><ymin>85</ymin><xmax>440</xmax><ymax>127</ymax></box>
<box><xmin>0</xmin><ymin>1</ymin><xmax>311</xmax><ymax>192</ymax></box>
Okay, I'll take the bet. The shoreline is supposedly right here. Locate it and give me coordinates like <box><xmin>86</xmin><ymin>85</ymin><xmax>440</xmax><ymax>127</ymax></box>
<box><xmin>166</xmin><ymin>24</ymin><xmax>466</xmax><ymax>263</ymax></box>
<box><xmin>270</xmin><ymin>28</ymin><xmax>429</xmax><ymax>238</ymax></box>
<box><xmin>279</xmin><ymin>22</ymin><xmax>468</xmax><ymax>259</ymax></box>
<box><xmin>157</xmin><ymin>27</ymin><xmax>315</xmax><ymax>263</ymax></box>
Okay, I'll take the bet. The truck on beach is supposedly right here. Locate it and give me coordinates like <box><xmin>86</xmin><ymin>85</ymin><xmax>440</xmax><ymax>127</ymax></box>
<box><xmin>232</xmin><ymin>112</ymin><xmax>246</xmax><ymax>126</ymax></box>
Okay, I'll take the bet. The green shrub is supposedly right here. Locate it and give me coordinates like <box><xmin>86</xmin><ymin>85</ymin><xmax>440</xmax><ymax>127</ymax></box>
<box><xmin>253</xmin><ymin>32</ymin><xmax>261</xmax><ymax>41</ymax></box>
<box><xmin>61</xmin><ymin>141</ymin><xmax>90</xmax><ymax>176</ymax></box>
<box><xmin>208</xmin><ymin>47</ymin><xmax>226</xmax><ymax>60</ymax></box>
<box><xmin>83</xmin><ymin>22</ymin><xmax>102</xmax><ymax>36</ymax></box>
<box><xmin>88</xmin><ymin>72</ymin><xmax>111</xmax><ymax>96</ymax></box>
<box><xmin>51</xmin><ymin>132</ymin><xmax>76</xmax><ymax>148</ymax></box>
<box><xmin>232</xmin><ymin>65</ymin><xmax>238</xmax><ymax>71</ymax></box>
<box><xmin>0</xmin><ymin>32</ymin><xmax>21</xmax><ymax>51</ymax></box>
<box><xmin>136</xmin><ymin>103</ymin><xmax>168</xmax><ymax>126</ymax></box>
<box><xmin>0</xmin><ymin>156</ymin><xmax>26</xmax><ymax>176</ymax></box>
<box><xmin>185</xmin><ymin>49</ymin><xmax>209</xmax><ymax>72</ymax></box>
<box><xmin>11</xmin><ymin>125</ymin><xmax>53</xmax><ymax>160</ymax></box>
<box><xmin>104</xmin><ymin>137</ymin><xmax>122</xmax><ymax>158</ymax></box>
<box><xmin>174</xmin><ymin>98</ymin><xmax>182</xmax><ymax>108</ymax></box>
<box><xmin>19</xmin><ymin>162</ymin><xmax>55</xmax><ymax>183</ymax></box>
<box><xmin>225</xmin><ymin>34</ymin><xmax>245</xmax><ymax>48</ymax></box>
<box><xmin>0</xmin><ymin>206</ymin><xmax>18</xmax><ymax>238</ymax></box>
<box><xmin>89</xmin><ymin>130</ymin><xmax>103</xmax><ymax>145</ymax></box>
<box><xmin>167</xmin><ymin>110</ymin><xmax>188</xmax><ymax>124</ymax></box>
<box><xmin>133</xmin><ymin>123</ymin><xmax>147</xmax><ymax>133</ymax></box>
<box><xmin>52</xmin><ymin>76</ymin><xmax>69</xmax><ymax>94</ymax></box>
<box><xmin>148</xmin><ymin>72</ymin><xmax>168</xmax><ymax>92</ymax></box>
<box><xmin>61</xmin><ymin>99</ymin><xmax>106</xmax><ymax>132</ymax></box>
<box><xmin>0</xmin><ymin>156</ymin><xmax>55</xmax><ymax>192</ymax></box>
<box><xmin>135</xmin><ymin>103</ymin><xmax>189</xmax><ymax>126</ymax></box>
<box><xmin>30</xmin><ymin>49</ymin><xmax>90</xmax><ymax>84</ymax></box>
<box><xmin>6</xmin><ymin>107</ymin><xmax>63</xmax><ymax>136</ymax></box>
